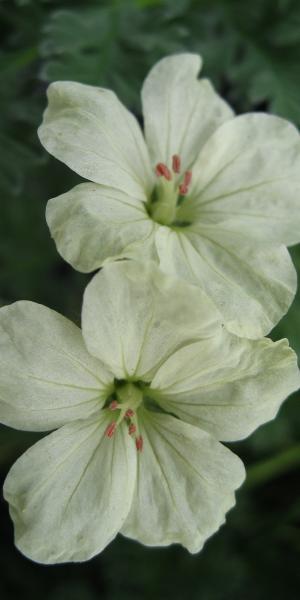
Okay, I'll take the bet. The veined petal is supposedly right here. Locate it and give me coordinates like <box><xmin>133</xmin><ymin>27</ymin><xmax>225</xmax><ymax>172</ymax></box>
<box><xmin>46</xmin><ymin>182</ymin><xmax>156</xmax><ymax>273</ymax></box>
<box><xmin>155</xmin><ymin>227</ymin><xmax>296</xmax><ymax>338</ymax></box>
<box><xmin>0</xmin><ymin>302</ymin><xmax>112</xmax><ymax>431</ymax></box>
<box><xmin>82</xmin><ymin>260</ymin><xmax>221</xmax><ymax>380</ymax></box>
<box><xmin>38</xmin><ymin>81</ymin><xmax>153</xmax><ymax>197</ymax></box>
<box><xmin>142</xmin><ymin>53</ymin><xmax>233</xmax><ymax>171</ymax></box>
<box><xmin>121</xmin><ymin>410</ymin><xmax>245</xmax><ymax>553</ymax></box>
<box><xmin>3</xmin><ymin>413</ymin><xmax>136</xmax><ymax>564</ymax></box>
<box><xmin>151</xmin><ymin>333</ymin><xmax>300</xmax><ymax>441</ymax></box>
<box><xmin>188</xmin><ymin>114</ymin><xmax>300</xmax><ymax>245</ymax></box>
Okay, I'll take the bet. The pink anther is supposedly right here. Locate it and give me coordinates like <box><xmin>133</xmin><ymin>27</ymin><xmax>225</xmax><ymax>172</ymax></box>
<box><xmin>172</xmin><ymin>154</ymin><xmax>181</xmax><ymax>174</ymax></box>
<box><xmin>155</xmin><ymin>163</ymin><xmax>172</xmax><ymax>181</ymax></box>
<box><xmin>179</xmin><ymin>184</ymin><xmax>188</xmax><ymax>195</ymax></box>
<box><xmin>179</xmin><ymin>170</ymin><xmax>192</xmax><ymax>196</ymax></box>
<box><xmin>183</xmin><ymin>170</ymin><xmax>192</xmax><ymax>187</ymax></box>
<box><xmin>125</xmin><ymin>408</ymin><xmax>134</xmax><ymax>418</ymax></box>
<box><xmin>128</xmin><ymin>423</ymin><xmax>136</xmax><ymax>436</ymax></box>
<box><xmin>135</xmin><ymin>435</ymin><xmax>143</xmax><ymax>452</ymax></box>
<box><xmin>109</xmin><ymin>400</ymin><xmax>119</xmax><ymax>411</ymax></box>
<box><xmin>105</xmin><ymin>422</ymin><xmax>117</xmax><ymax>438</ymax></box>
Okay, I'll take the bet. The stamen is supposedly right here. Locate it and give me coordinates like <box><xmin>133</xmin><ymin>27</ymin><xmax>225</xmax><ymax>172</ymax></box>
<box><xmin>105</xmin><ymin>422</ymin><xmax>117</xmax><ymax>438</ymax></box>
<box><xmin>109</xmin><ymin>400</ymin><xmax>119</xmax><ymax>411</ymax></box>
<box><xmin>179</xmin><ymin>184</ymin><xmax>188</xmax><ymax>195</ymax></box>
<box><xmin>183</xmin><ymin>170</ymin><xmax>192</xmax><ymax>187</ymax></box>
<box><xmin>155</xmin><ymin>163</ymin><xmax>172</xmax><ymax>181</ymax></box>
<box><xmin>105</xmin><ymin>384</ymin><xmax>143</xmax><ymax>445</ymax></box>
<box><xmin>179</xmin><ymin>170</ymin><xmax>192</xmax><ymax>196</ymax></box>
<box><xmin>128</xmin><ymin>423</ymin><xmax>136</xmax><ymax>436</ymax></box>
<box><xmin>172</xmin><ymin>154</ymin><xmax>181</xmax><ymax>174</ymax></box>
<box><xmin>125</xmin><ymin>408</ymin><xmax>135</xmax><ymax>418</ymax></box>
<box><xmin>136</xmin><ymin>435</ymin><xmax>143</xmax><ymax>452</ymax></box>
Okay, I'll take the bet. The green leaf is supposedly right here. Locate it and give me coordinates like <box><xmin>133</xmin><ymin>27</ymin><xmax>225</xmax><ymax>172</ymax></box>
<box><xmin>0</xmin><ymin>133</ymin><xmax>41</xmax><ymax>196</ymax></box>
<box><xmin>223</xmin><ymin>0</ymin><xmax>300</xmax><ymax>123</ymax></box>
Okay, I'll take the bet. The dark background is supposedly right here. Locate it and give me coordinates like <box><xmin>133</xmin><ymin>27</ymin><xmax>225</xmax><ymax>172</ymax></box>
<box><xmin>1</xmin><ymin>0</ymin><xmax>300</xmax><ymax>598</ymax></box>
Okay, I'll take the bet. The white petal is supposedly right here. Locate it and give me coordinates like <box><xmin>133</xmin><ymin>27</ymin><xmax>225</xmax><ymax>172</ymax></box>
<box><xmin>142</xmin><ymin>53</ymin><xmax>233</xmax><ymax>171</ymax></box>
<box><xmin>46</xmin><ymin>182</ymin><xmax>156</xmax><ymax>272</ymax></box>
<box><xmin>151</xmin><ymin>333</ymin><xmax>300</xmax><ymax>441</ymax></box>
<box><xmin>38</xmin><ymin>81</ymin><xmax>153</xmax><ymax>197</ymax></box>
<box><xmin>121</xmin><ymin>410</ymin><xmax>245</xmax><ymax>553</ymax></box>
<box><xmin>188</xmin><ymin>114</ymin><xmax>300</xmax><ymax>245</ymax></box>
<box><xmin>0</xmin><ymin>302</ymin><xmax>112</xmax><ymax>431</ymax></box>
<box><xmin>82</xmin><ymin>260</ymin><xmax>221</xmax><ymax>380</ymax></box>
<box><xmin>4</xmin><ymin>413</ymin><xmax>136</xmax><ymax>563</ymax></box>
<box><xmin>155</xmin><ymin>227</ymin><xmax>296</xmax><ymax>338</ymax></box>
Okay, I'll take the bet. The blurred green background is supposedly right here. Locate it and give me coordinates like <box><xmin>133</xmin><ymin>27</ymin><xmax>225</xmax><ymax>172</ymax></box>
<box><xmin>1</xmin><ymin>0</ymin><xmax>300</xmax><ymax>598</ymax></box>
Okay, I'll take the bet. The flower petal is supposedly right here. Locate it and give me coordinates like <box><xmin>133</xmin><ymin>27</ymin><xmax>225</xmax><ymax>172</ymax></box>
<box><xmin>142</xmin><ymin>53</ymin><xmax>233</xmax><ymax>171</ymax></box>
<box><xmin>121</xmin><ymin>410</ymin><xmax>245</xmax><ymax>553</ymax></box>
<box><xmin>38</xmin><ymin>81</ymin><xmax>153</xmax><ymax>197</ymax></box>
<box><xmin>46</xmin><ymin>182</ymin><xmax>156</xmax><ymax>272</ymax></box>
<box><xmin>3</xmin><ymin>413</ymin><xmax>136</xmax><ymax>563</ymax></box>
<box><xmin>151</xmin><ymin>333</ymin><xmax>300</xmax><ymax>441</ymax></box>
<box><xmin>155</xmin><ymin>227</ymin><xmax>296</xmax><ymax>338</ymax></box>
<box><xmin>82</xmin><ymin>260</ymin><xmax>221</xmax><ymax>380</ymax></box>
<box><xmin>187</xmin><ymin>114</ymin><xmax>300</xmax><ymax>245</ymax></box>
<box><xmin>0</xmin><ymin>302</ymin><xmax>112</xmax><ymax>431</ymax></box>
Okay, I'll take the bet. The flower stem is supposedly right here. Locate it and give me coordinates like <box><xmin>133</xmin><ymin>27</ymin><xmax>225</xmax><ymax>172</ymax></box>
<box><xmin>245</xmin><ymin>443</ymin><xmax>300</xmax><ymax>489</ymax></box>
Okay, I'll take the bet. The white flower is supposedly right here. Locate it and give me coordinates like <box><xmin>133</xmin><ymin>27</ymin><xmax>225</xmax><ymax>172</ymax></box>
<box><xmin>1</xmin><ymin>261</ymin><xmax>299</xmax><ymax>564</ymax></box>
<box><xmin>39</xmin><ymin>53</ymin><xmax>300</xmax><ymax>339</ymax></box>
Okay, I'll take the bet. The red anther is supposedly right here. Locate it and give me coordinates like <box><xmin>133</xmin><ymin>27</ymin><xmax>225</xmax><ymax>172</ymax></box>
<box><xmin>172</xmin><ymin>154</ymin><xmax>181</xmax><ymax>174</ymax></box>
<box><xmin>179</xmin><ymin>171</ymin><xmax>192</xmax><ymax>196</ymax></box>
<box><xmin>125</xmin><ymin>408</ymin><xmax>134</xmax><ymax>418</ymax></box>
<box><xmin>183</xmin><ymin>170</ymin><xmax>192</xmax><ymax>187</ymax></box>
<box><xmin>135</xmin><ymin>435</ymin><xmax>143</xmax><ymax>452</ymax></box>
<box><xmin>105</xmin><ymin>422</ymin><xmax>116</xmax><ymax>438</ymax></box>
<box><xmin>155</xmin><ymin>163</ymin><xmax>172</xmax><ymax>181</ymax></box>
<box><xmin>179</xmin><ymin>184</ymin><xmax>188</xmax><ymax>196</ymax></box>
<box><xmin>109</xmin><ymin>400</ymin><xmax>119</xmax><ymax>411</ymax></box>
<box><xmin>128</xmin><ymin>423</ymin><xmax>136</xmax><ymax>436</ymax></box>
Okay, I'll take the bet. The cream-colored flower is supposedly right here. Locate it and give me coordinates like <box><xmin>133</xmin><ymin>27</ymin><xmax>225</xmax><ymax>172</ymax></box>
<box><xmin>39</xmin><ymin>53</ymin><xmax>300</xmax><ymax>339</ymax></box>
<box><xmin>1</xmin><ymin>262</ymin><xmax>299</xmax><ymax>563</ymax></box>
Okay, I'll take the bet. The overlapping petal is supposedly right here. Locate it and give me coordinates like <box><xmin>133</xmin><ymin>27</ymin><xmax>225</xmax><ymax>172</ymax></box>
<box><xmin>4</xmin><ymin>52</ymin><xmax>298</xmax><ymax>567</ymax></box>
<box><xmin>38</xmin><ymin>81</ymin><xmax>153</xmax><ymax>197</ymax></box>
<box><xmin>142</xmin><ymin>53</ymin><xmax>233</xmax><ymax>171</ymax></box>
<box><xmin>46</xmin><ymin>182</ymin><xmax>157</xmax><ymax>272</ymax></box>
<box><xmin>121</xmin><ymin>410</ymin><xmax>245</xmax><ymax>553</ymax></box>
<box><xmin>82</xmin><ymin>260</ymin><xmax>221</xmax><ymax>380</ymax></box>
<box><xmin>184</xmin><ymin>113</ymin><xmax>300</xmax><ymax>246</ymax></box>
<box><xmin>3</xmin><ymin>413</ymin><xmax>136</xmax><ymax>563</ymax></box>
<box><xmin>151</xmin><ymin>333</ymin><xmax>300</xmax><ymax>441</ymax></box>
<box><xmin>0</xmin><ymin>302</ymin><xmax>112</xmax><ymax>431</ymax></box>
<box><xmin>155</xmin><ymin>227</ymin><xmax>296</xmax><ymax>338</ymax></box>
<box><xmin>39</xmin><ymin>58</ymin><xmax>300</xmax><ymax>339</ymax></box>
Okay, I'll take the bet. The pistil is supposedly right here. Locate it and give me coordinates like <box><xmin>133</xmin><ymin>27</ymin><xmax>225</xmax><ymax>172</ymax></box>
<box><xmin>149</xmin><ymin>154</ymin><xmax>193</xmax><ymax>226</ymax></box>
<box><xmin>104</xmin><ymin>383</ymin><xmax>144</xmax><ymax>451</ymax></box>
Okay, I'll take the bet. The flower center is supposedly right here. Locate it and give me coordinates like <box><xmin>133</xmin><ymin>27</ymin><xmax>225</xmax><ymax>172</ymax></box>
<box><xmin>104</xmin><ymin>382</ymin><xmax>144</xmax><ymax>452</ymax></box>
<box><xmin>147</xmin><ymin>154</ymin><xmax>193</xmax><ymax>227</ymax></box>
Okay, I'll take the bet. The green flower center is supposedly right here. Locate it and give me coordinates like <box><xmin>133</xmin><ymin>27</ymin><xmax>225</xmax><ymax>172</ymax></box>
<box><xmin>146</xmin><ymin>154</ymin><xmax>193</xmax><ymax>228</ymax></box>
<box><xmin>103</xmin><ymin>380</ymin><xmax>166</xmax><ymax>452</ymax></box>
